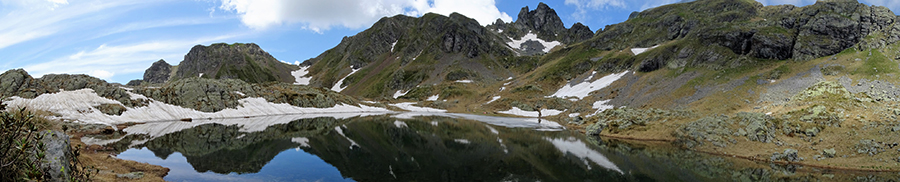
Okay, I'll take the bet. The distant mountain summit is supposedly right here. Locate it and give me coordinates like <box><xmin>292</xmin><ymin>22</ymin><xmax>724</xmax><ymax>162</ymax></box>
<box><xmin>172</xmin><ymin>43</ymin><xmax>298</xmax><ymax>84</ymax></box>
<box><xmin>487</xmin><ymin>2</ymin><xmax>594</xmax><ymax>55</ymax></box>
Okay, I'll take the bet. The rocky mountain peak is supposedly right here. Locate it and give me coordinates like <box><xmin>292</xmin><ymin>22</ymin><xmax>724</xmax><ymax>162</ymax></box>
<box><xmin>515</xmin><ymin>2</ymin><xmax>566</xmax><ymax>40</ymax></box>
<box><xmin>172</xmin><ymin>43</ymin><xmax>298</xmax><ymax>84</ymax></box>
<box><xmin>143</xmin><ymin>59</ymin><xmax>172</xmax><ymax>84</ymax></box>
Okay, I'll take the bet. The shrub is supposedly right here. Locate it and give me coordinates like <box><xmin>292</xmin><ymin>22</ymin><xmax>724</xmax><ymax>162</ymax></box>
<box><xmin>0</xmin><ymin>107</ymin><xmax>93</xmax><ymax>181</ymax></box>
<box><xmin>1</xmin><ymin>107</ymin><xmax>47</xmax><ymax>181</ymax></box>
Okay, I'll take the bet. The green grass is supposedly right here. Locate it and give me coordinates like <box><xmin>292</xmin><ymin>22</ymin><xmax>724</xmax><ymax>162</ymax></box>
<box><xmin>853</xmin><ymin>49</ymin><xmax>897</xmax><ymax>76</ymax></box>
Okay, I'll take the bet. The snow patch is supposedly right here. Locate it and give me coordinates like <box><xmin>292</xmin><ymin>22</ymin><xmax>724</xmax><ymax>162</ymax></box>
<box><xmin>545</xmin><ymin>137</ymin><xmax>623</xmax><ymax>174</ymax></box>
<box><xmin>588</xmin><ymin>100</ymin><xmax>614</xmax><ymax>117</ymax></box>
<box><xmin>426</xmin><ymin>95</ymin><xmax>439</xmax><ymax>101</ymax></box>
<box><xmin>485</xmin><ymin>125</ymin><xmax>499</xmax><ymax>134</ymax></box>
<box><xmin>431</xmin><ymin>121</ymin><xmax>438</xmax><ymax>126</ymax></box>
<box><xmin>485</xmin><ymin>96</ymin><xmax>501</xmax><ymax>104</ymax></box>
<box><xmin>631</xmin><ymin>45</ymin><xmax>659</xmax><ymax>55</ymax></box>
<box><xmin>390</xmin><ymin>40</ymin><xmax>398</xmax><ymax>52</ymax></box>
<box><xmin>233</xmin><ymin>91</ymin><xmax>245</xmax><ymax>97</ymax></box>
<box><xmin>3</xmin><ymin>89</ymin><xmax>391</xmax><ymax>126</ymax></box>
<box><xmin>454</xmin><ymin>139</ymin><xmax>471</xmax><ymax>144</ymax></box>
<box><xmin>331</xmin><ymin>67</ymin><xmax>359</xmax><ymax>92</ymax></box>
<box><xmin>389</xmin><ymin>102</ymin><xmax>446</xmax><ymax>112</ymax></box>
<box><xmin>455</xmin><ymin>80</ymin><xmax>473</xmax><ymax>83</ymax></box>
<box><xmin>549</xmin><ymin>71</ymin><xmax>629</xmax><ymax>100</ymax></box>
<box><xmin>507</xmin><ymin>32</ymin><xmax>561</xmax><ymax>53</ymax></box>
<box><xmin>568</xmin><ymin>113</ymin><xmax>580</xmax><ymax>117</ymax></box>
<box><xmin>292</xmin><ymin>66</ymin><xmax>312</xmax><ymax>85</ymax></box>
<box><xmin>392</xmin><ymin>90</ymin><xmax>409</xmax><ymax>99</ymax></box>
<box><xmin>498</xmin><ymin>107</ymin><xmax>564</xmax><ymax>117</ymax></box>
<box><xmin>334</xmin><ymin>126</ymin><xmax>359</xmax><ymax>149</ymax></box>
<box><xmin>393</xmin><ymin>120</ymin><xmax>407</xmax><ymax>128</ymax></box>
<box><xmin>292</xmin><ymin>137</ymin><xmax>311</xmax><ymax>147</ymax></box>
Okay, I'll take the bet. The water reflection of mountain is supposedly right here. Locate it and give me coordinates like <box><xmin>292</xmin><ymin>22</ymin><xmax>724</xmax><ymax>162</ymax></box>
<box><xmin>103</xmin><ymin>115</ymin><xmax>723</xmax><ymax>181</ymax></box>
<box><xmin>304</xmin><ymin>116</ymin><xmax>627</xmax><ymax>181</ymax></box>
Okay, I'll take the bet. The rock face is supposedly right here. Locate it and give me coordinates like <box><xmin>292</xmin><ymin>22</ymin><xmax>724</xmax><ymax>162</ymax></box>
<box><xmin>487</xmin><ymin>2</ymin><xmax>594</xmax><ymax>45</ymax></box>
<box><xmin>173</xmin><ymin>43</ymin><xmax>298</xmax><ymax>84</ymax></box>
<box><xmin>143</xmin><ymin>59</ymin><xmax>172</xmax><ymax>84</ymax></box>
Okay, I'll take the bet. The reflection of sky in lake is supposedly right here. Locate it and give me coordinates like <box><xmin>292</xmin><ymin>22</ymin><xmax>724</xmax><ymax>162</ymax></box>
<box><xmin>119</xmin><ymin>147</ymin><xmax>353</xmax><ymax>182</ymax></box>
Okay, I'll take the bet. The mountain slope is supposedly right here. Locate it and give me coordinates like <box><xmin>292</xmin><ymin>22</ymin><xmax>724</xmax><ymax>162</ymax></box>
<box><xmin>302</xmin><ymin>13</ymin><xmax>518</xmax><ymax>98</ymax></box>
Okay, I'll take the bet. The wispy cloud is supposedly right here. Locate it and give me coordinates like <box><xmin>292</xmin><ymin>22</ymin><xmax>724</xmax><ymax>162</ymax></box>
<box><xmin>0</xmin><ymin>1</ymin><xmax>143</xmax><ymax>50</ymax></box>
<box><xmin>218</xmin><ymin>0</ymin><xmax>512</xmax><ymax>32</ymax></box>
<box><xmin>94</xmin><ymin>17</ymin><xmax>229</xmax><ymax>39</ymax></box>
<box><xmin>23</xmin><ymin>34</ymin><xmax>242</xmax><ymax>80</ymax></box>
<box><xmin>564</xmin><ymin>0</ymin><xmax>626</xmax><ymax>22</ymax></box>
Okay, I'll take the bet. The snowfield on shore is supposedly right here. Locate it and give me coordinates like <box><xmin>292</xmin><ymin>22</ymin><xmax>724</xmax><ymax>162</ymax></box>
<box><xmin>3</xmin><ymin>89</ymin><xmax>391</xmax><ymax>126</ymax></box>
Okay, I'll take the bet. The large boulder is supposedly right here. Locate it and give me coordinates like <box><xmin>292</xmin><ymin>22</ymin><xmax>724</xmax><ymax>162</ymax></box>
<box><xmin>38</xmin><ymin>131</ymin><xmax>71</xmax><ymax>182</ymax></box>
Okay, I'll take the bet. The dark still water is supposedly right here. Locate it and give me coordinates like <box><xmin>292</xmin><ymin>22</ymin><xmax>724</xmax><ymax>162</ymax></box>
<box><xmin>85</xmin><ymin>113</ymin><xmax>895</xmax><ymax>181</ymax></box>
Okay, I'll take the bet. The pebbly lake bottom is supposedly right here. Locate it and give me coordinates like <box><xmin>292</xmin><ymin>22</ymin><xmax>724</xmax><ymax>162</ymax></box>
<box><xmin>84</xmin><ymin>113</ymin><xmax>900</xmax><ymax>181</ymax></box>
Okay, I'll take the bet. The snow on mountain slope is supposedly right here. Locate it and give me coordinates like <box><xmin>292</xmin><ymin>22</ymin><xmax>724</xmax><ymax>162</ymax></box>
<box><xmin>331</xmin><ymin>67</ymin><xmax>360</xmax><ymax>92</ymax></box>
<box><xmin>549</xmin><ymin>71</ymin><xmax>629</xmax><ymax>100</ymax></box>
<box><xmin>507</xmin><ymin>32</ymin><xmax>561</xmax><ymax>53</ymax></box>
<box><xmin>292</xmin><ymin>66</ymin><xmax>312</xmax><ymax>85</ymax></box>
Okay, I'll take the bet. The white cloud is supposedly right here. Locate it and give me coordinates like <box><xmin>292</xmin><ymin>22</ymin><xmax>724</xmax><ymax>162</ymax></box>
<box><xmin>23</xmin><ymin>34</ymin><xmax>241</xmax><ymax>80</ymax></box>
<box><xmin>218</xmin><ymin>0</ymin><xmax>512</xmax><ymax>32</ymax></box>
<box><xmin>88</xmin><ymin>70</ymin><xmax>115</xmax><ymax>80</ymax></box>
<box><xmin>565</xmin><ymin>0</ymin><xmax>626</xmax><ymax>21</ymax></box>
<box><xmin>638</xmin><ymin>0</ymin><xmax>679</xmax><ymax>11</ymax></box>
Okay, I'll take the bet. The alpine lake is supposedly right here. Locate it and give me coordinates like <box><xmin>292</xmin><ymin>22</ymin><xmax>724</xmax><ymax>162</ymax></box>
<box><xmin>82</xmin><ymin>113</ymin><xmax>898</xmax><ymax>181</ymax></box>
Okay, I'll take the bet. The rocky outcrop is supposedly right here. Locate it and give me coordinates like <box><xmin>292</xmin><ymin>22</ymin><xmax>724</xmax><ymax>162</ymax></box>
<box><xmin>0</xmin><ymin>69</ymin><xmax>147</xmax><ymax>108</ymax></box>
<box><xmin>173</xmin><ymin>43</ymin><xmax>298</xmax><ymax>84</ymax></box>
<box><xmin>134</xmin><ymin>77</ymin><xmax>358</xmax><ymax>112</ymax></box>
<box><xmin>515</xmin><ymin>3</ymin><xmax>566</xmax><ymax>41</ymax></box>
<box><xmin>142</xmin><ymin>59</ymin><xmax>172</xmax><ymax>84</ymax></box>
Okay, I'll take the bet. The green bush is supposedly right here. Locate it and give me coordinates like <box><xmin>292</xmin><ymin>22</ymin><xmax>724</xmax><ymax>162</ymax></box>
<box><xmin>1</xmin><ymin>107</ymin><xmax>47</xmax><ymax>181</ymax></box>
<box><xmin>0</xmin><ymin>107</ymin><xmax>93</xmax><ymax>181</ymax></box>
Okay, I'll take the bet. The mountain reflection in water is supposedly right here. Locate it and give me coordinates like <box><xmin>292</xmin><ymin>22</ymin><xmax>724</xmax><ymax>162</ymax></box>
<box><xmin>99</xmin><ymin>113</ymin><xmax>864</xmax><ymax>181</ymax></box>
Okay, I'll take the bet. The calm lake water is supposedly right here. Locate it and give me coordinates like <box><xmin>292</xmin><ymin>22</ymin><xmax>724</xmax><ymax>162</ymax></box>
<box><xmin>87</xmin><ymin>113</ymin><xmax>898</xmax><ymax>181</ymax></box>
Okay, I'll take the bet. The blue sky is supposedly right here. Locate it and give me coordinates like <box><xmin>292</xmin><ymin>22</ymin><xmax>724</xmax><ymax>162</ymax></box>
<box><xmin>1</xmin><ymin>0</ymin><xmax>897</xmax><ymax>84</ymax></box>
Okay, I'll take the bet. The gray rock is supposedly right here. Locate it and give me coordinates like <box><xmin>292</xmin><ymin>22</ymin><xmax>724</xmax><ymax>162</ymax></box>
<box><xmin>856</xmin><ymin>139</ymin><xmax>883</xmax><ymax>156</ymax></box>
<box><xmin>823</xmin><ymin>148</ymin><xmax>836</xmax><ymax>158</ymax></box>
<box><xmin>771</xmin><ymin>148</ymin><xmax>800</xmax><ymax>162</ymax></box>
<box><xmin>143</xmin><ymin>59</ymin><xmax>172</xmax><ymax>84</ymax></box>
<box><xmin>38</xmin><ymin>131</ymin><xmax>71</xmax><ymax>182</ymax></box>
<box><xmin>585</xmin><ymin>121</ymin><xmax>606</xmax><ymax>136</ymax></box>
<box><xmin>116</xmin><ymin>172</ymin><xmax>144</xmax><ymax>179</ymax></box>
